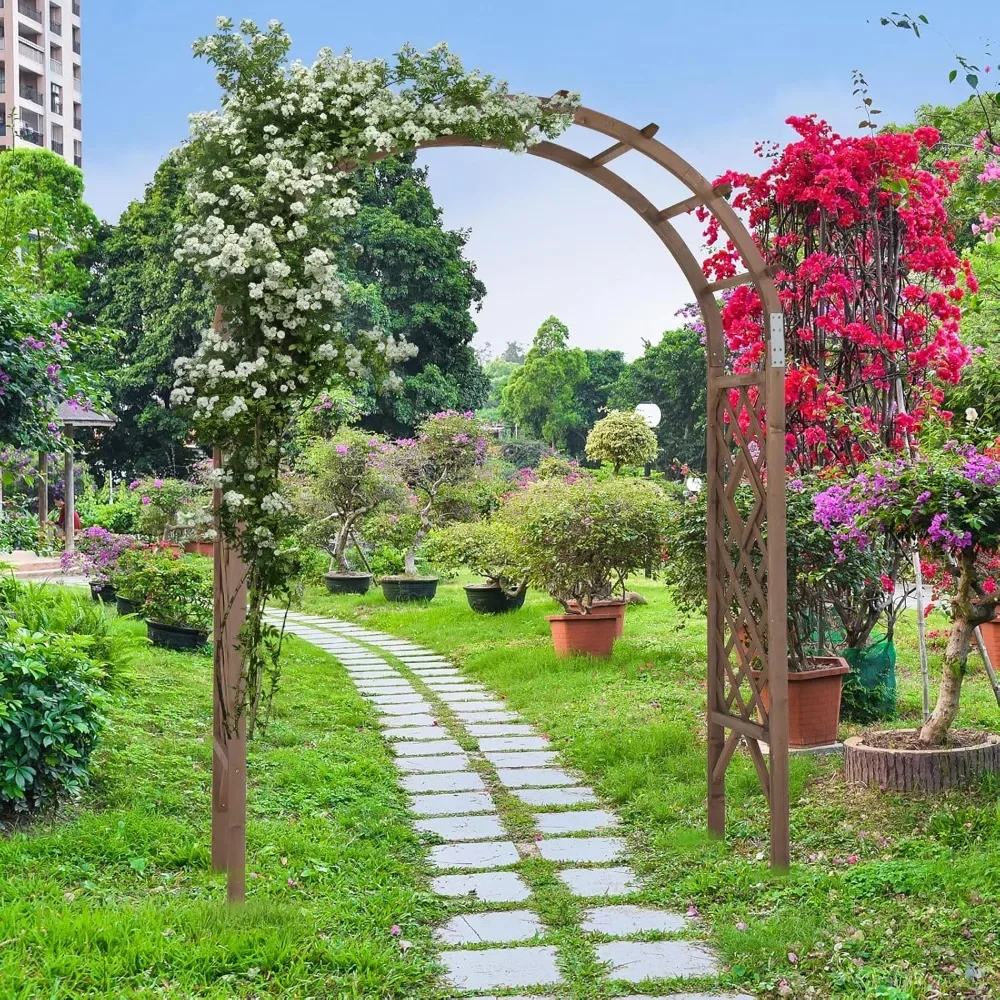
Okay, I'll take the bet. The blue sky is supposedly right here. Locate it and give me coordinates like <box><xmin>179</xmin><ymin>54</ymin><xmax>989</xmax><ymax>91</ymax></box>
<box><xmin>84</xmin><ymin>0</ymin><xmax>994</xmax><ymax>358</ymax></box>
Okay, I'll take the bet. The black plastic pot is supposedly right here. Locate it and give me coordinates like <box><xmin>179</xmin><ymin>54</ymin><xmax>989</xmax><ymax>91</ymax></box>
<box><xmin>116</xmin><ymin>595</ymin><xmax>140</xmax><ymax>616</ymax></box>
<box><xmin>464</xmin><ymin>582</ymin><xmax>527</xmax><ymax>615</ymax></box>
<box><xmin>380</xmin><ymin>576</ymin><xmax>439</xmax><ymax>603</ymax></box>
<box><xmin>147</xmin><ymin>620</ymin><xmax>209</xmax><ymax>651</ymax></box>
<box><xmin>325</xmin><ymin>572</ymin><xmax>373</xmax><ymax>595</ymax></box>
<box><xmin>90</xmin><ymin>581</ymin><xmax>116</xmax><ymax>603</ymax></box>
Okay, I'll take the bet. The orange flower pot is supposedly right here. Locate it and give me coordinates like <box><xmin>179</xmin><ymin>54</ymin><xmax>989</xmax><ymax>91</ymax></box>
<box><xmin>754</xmin><ymin>656</ymin><xmax>850</xmax><ymax>748</ymax></box>
<box><xmin>979</xmin><ymin>618</ymin><xmax>1000</xmax><ymax>672</ymax></box>
<box><xmin>567</xmin><ymin>600</ymin><xmax>626</xmax><ymax>637</ymax></box>
<box><xmin>547</xmin><ymin>609</ymin><xmax>619</xmax><ymax>658</ymax></box>
<box><xmin>183</xmin><ymin>541</ymin><xmax>215</xmax><ymax>558</ymax></box>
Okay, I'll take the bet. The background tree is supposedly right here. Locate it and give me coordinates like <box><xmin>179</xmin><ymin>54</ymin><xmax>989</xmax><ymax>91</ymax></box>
<box><xmin>585</xmin><ymin>409</ymin><xmax>658</xmax><ymax>474</ymax></box>
<box><xmin>569</xmin><ymin>348</ymin><xmax>626</xmax><ymax>455</ymax></box>
<box><xmin>500</xmin><ymin>341</ymin><xmax>525</xmax><ymax>363</ymax></box>
<box><xmin>609</xmin><ymin>326</ymin><xmax>707</xmax><ymax>472</ymax></box>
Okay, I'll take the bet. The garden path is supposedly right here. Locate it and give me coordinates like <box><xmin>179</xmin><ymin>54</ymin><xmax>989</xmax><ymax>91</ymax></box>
<box><xmin>268</xmin><ymin>610</ymin><xmax>753</xmax><ymax>1000</ymax></box>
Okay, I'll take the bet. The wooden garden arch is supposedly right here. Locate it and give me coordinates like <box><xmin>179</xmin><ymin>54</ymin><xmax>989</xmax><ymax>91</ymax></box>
<box><xmin>212</xmin><ymin>104</ymin><xmax>790</xmax><ymax>902</ymax></box>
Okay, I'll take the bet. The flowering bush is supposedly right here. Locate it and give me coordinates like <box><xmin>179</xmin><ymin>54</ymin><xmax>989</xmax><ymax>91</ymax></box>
<box><xmin>814</xmin><ymin>443</ymin><xmax>1000</xmax><ymax>743</ymax></box>
<box><xmin>500</xmin><ymin>478</ymin><xmax>671</xmax><ymax>613</ymax></box>
<box><xmin>129</xmin><ymin>477</ymin><xmax>198</xmax><ymax>541</ymax></box>
<box><xmin>424</xmin><ymin>519</ymin><xmax>527</xmax><ymax>595</ymax></box>
<box><xmin>295</xmin><ymin>431</ymin><xmax>404</xmax><ymax>573</ymax></box>
<box><xmin>585</xmin><ymin>409</ymin><xmax>658</xmax><ymax>474</ymax></box>
<box><xmin>701</xmin><ymin>116</ymin><xmax>970</xmax><ymax>469</ymax></box>
<box><xmin>167</xmin><ymin>20</ymin><xmax>576</xmax><ymax>730</ymax></box>
<box><xmin>387</xmin><ymin>412</ymin><xmax>489</xmax><ymax>574</ymax></box>
<box><xmin>61</xmin><ymin>527</ymin><xmax>140</xmax><ymax>584</ymax></box>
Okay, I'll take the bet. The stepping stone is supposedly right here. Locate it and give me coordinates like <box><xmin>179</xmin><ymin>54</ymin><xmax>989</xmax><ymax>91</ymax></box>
<box><xmin>383</xmin><ymin>726</ymin><xmax>450</xmax><ymax>742</ymax></box>
<box><xmin>596</xmin><ymin>940</ymin><xmax>717</xmax><ymax>981</ymax></box>
<box><xmin>467</xmin><ymin>723</ymin><xmax>538</xmax><ymax>738</ymax></box>
<box><xmin>534</xmin><ymin>809</ymin><xmax>618</xmax><ymax>834</ymax></box>
<box><xmin>485</xmin><ymin>751</ymin><xmax>560</xmax><ymax>769</ymax></box>
<box><xmin>438</xmin><ymin>691</ymin><xmax>496</xmax><ymax>704</ymax></box>
<box><xmin>416</xmin><ymin>814</ymin><xmax>506</xmax><ymax>841</ymax></box>
<box><xmin>453</xmin><ymin>710</ymin><xmax>521</xmax><ymax>724</ymax></box>
<box><xmin>441</xmin><ymin>946</ymin><xmax>561</xmax><ymax>991</ymax></box>
<box><xmin>423</xmin><ymin>682</ymin><xmax>483</xmax><ymax>692</ymax></box>
<box><xmin>536</xmin><ymin>836</ymin><xmax>626</xmax><ymax>864</ymax></box>
<box><xmin>377</xmin><ymin>701</ymin><xmax>435</xmax><ymax>716</ymax></box>
<box><xmin>558</xmin><ymin>866</ymin><xmax>640</xmax><ymax>898</ymax></box>
<box><xmin>448</xmin><ymin>701</ymin><xmax>509</xmax><ymax>714</ymax></box>
<box><xmin>496</xmin><ymin>768</ymin><xmax>579</xmax><ymax>789</ymax></box>
<box><xmin>479</xmin><ymin>736</ymin><xmax>550</xmax><ymax>752</ymax></box>
<box><xmin>435</xmin><ymin>910</ymin><xmax>544</xmax><ymax>946</ymax></box>
<box><xmin>393</xmin><ymin>740</ymin><xmax>464</xmax><ymax>757</ymax></box>
<box><xmin>356</xmin><ymin>681</ymin><xmax>412</xmax><ymax>691</ymax></box>
<box><xmin>432</xmin><ymin>870</ymin><xmax>531</xmax><ymax>902</ymax></box>
<box><xmin>347</xmin><ymin>671</ymin><xmax>398</xmax><ymax>679</ymax></box>
<box><xmin>402</xmin><ymin>771</ymin><xmax>485</xmax><ymax>794</ymax></box>
<box><xmin>410</xmin><ymin>791</ymin><xmax>496</xmax><ymax>817</ymax></box>
<box><xmin>395</xmin><ymin>755</ymin><xmax>469</xmax><ymax>774</ymax></box>
<box><xmin>369</xmin><ymin>693</ymin><xmax>424</xmax><ymax>705</ymax></box>
<box><xmin>581</xmin><ymin>905</ymin><xmax>687</xmax><ymax>935</ymax></box>
<box><xmin>429</xmin><ymin>840</ymin><xmax>520</xmax><ymax>870</ymax></box>
<box><xmin>378</xmin><ymin>713</ymin><xmax>438</xmax><ymax>728</ymax></box>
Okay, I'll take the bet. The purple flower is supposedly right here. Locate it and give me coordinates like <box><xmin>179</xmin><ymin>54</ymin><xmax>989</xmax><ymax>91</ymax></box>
<box><xmin>141</xmin><ymin>496</ymin><xmax>152</xmax><ymax>506</ymax></box>
<box><xmin>335</xmin><ymin>444</ymin><xmax>349</xmax><ymax>456</ymax></box>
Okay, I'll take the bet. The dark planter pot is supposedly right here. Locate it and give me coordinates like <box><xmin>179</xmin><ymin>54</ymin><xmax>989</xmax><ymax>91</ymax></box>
<box><xmin>147</xmin><ymin>620</ymin><xmax>209</xmax><ymax>651</ymax></box>
<box><xmin>325</xmin><ymin>572</ymin><xmax>373</xmax><ymax>595</ymax></box>
<box><xmin>754</xmin><ymin>656</ymin><xmax>850</xmax><ymax>748</ymax></box>
<box><xmin>464</xmin><ymin>582</ymin><xmax>526</xmax><ymax>615</ymax></box>
<box><xmin>116</xmin><ymin>595</ymin><xmax>140</xmax><ymax>616</ymax></box>
<box><xmin>380</xmin><ymin>576</ymin><xmax>439</xmax><ymax>603</ymax></box>
<box><xmin>546</xmin><ymin>609</ymin><xmax>619</xmax><ymax>658</ymax></box>
<box><xmin>90</xmin><ymin>581</ymin><xmax>116</xmax><ymax>603</ymax></box>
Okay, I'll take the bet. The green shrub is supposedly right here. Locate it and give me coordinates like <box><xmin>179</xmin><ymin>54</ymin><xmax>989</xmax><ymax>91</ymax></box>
<box><xmin>0</xmin><ymin>625</ymin><xmax>107</xmax><ymax>814</ymax></box>
<box><xmin>500</xmin><ymin>439</ymin><xmax>552</xmax><ymax>469</ymax></box>
<box><xmin>79</xmin><ymin>496</ymin><xmax>141</xmax><ymax>535</ymax></box>
<box><xmin>425</xmin><ymin>519</ymin><xmax>527</xmax><ymax>593</ymax></box>
<box><xmin>141</xmin><ymin>559</ymin><xmax>213</xmax><ymax>632</ymax></box>
<box><xmin>585</xmin><ymin>409</ymin><xmax>658</xmax><ymax>474</ymax></box>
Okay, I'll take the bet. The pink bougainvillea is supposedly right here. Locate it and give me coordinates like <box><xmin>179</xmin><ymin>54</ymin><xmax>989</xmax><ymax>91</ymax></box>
<box><xmin>699</xmin><ymin>115</ymin><xmax>972</xmax><ymax>469</ymax></box>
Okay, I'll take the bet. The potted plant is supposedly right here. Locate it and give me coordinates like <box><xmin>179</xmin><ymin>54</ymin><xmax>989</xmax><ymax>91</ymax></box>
<box><xmin>109</xmin><ymin>546</ymin><xmax>161</xmax><ymax>616</ymax></box>
<box><xmin>816</xmin><ymin>443</ymin><xmax>1000</xmax><ymax>788</ymax></box>
<box><xmin>381</xmin><ymin>411</ymin><xmax>489</xmax><ymax>602</ymax></box>
<box><xmin>296</xmin><ymin>431</ymin><xmax>404</xmax><ymax>595</ymax></box>
<box><xmin>141</xmin><ymin>559</ymin><xmax>213</xmax><ymax>650</ymax></box>
<box><xmin>501</xmin><ymin>477</ymin><xmax>671</xmax><ymax>656</ymax></box>
<box><xmin>61</xmin><ymin>526</ymin><xmax>140</xmax><ymax>603</ymax></box>
<box><xmin>130</xmin><ymin>477</ymin><xmax>194</xmax><ymax>546</ymax></box>
<box><xmin>425</xmin><ymin>519</ymin><xmax>528</xmax><ymax>614</ymax></box>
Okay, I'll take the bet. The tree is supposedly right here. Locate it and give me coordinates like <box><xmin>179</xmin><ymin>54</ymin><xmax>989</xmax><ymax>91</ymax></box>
<box><xmin>500</xmin><ymin>341</ymin><xmax>525</xmax><ymax>363</ymax></box>
<box><xmin>609</xmin><ymin>327</ymin><xmax>707</xmax><ymax>472</ymax></box>
<box><xmin>570</xmin><ymin>349</ymin><xmax>627</xmax><ymax>455</ymax></box>
<box><xmin>585</xmin><ymin>409</ymin><xmax>658</xmax><ymax>474</ymax></box>
<box><xmin>530</xmin><ymin>315</ymin><xmax>569</xmax><ymax>355</ymax></box>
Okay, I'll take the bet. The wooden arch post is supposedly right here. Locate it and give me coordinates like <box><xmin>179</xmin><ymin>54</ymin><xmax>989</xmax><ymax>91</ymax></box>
<box><xmin>211</xmin><ymin>103</ymin><xmax>790</xmax><ymax>900</ymax></box>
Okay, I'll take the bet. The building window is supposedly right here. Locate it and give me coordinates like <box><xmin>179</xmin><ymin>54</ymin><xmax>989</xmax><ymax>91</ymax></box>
<box><xmin>73</xmin><ymin>136</ymin><xmax>81</xmax><ymax>167</ymax></box>
<box><xmin>50</xmin><ymin>82</ymin><xmax>61</xmax><ymax>115</ymax></box>
<box><xmin>51</xmin><ymin>121</ymin><xmax>62</xmax><ymax>154</ymax></box>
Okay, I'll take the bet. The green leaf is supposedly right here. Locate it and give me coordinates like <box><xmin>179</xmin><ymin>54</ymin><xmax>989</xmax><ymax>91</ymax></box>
<box><xmin>949</xmin><ymin>69</ymin><xmax>958</xmax><ymax>82</ymax></box>
<box><xmin>967</xmin><ymin>73</ymin><xmax>979</xmax><ymax>90</ymax></box>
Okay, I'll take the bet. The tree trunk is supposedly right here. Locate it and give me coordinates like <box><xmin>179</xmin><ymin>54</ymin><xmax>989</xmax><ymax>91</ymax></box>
<box><xmin>333</xmin><ymin>519</ymin><xmax>352</xmax><ymax>573</ymax></box>
<box><xmin>919</xmin><ymin>615</ymin><xmax>972</xmax><ymax>746</ymax></box>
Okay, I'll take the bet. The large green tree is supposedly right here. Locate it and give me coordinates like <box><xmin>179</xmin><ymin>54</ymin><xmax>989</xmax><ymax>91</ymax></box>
<box><xmin>609</xmin><ymin>326</ymin><xmax>707</xmax><ymax>473</ymax></box>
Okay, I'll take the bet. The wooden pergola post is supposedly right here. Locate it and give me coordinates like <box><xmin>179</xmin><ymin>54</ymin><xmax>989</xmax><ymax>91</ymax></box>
<box><xmin>63</xmin><ymin>428</ymin><xmax>75</xmax><ymax>555</ymax></box>
<box><xmin>37</xmin><ymin>451</ymin><xmax>49</xmax><ymax>550</ymax></box>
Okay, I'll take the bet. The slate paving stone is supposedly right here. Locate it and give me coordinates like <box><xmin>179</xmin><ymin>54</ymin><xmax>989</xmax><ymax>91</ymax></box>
<box><xmin>378</xmin><ymin>713</ymin><xmax>438</xmax><ymax>728</ymax></box>
<box><xmin>392</xmin><ymin>740</ymin><xmax>464</xmax><ymax>757</ymax></box>
<box><xmin>448</xmin><ymin>701</ymin><xmax>510</xmax><ymax>715</ymax></box>
<box><xmin>485</xmin><ymin>751</ymin><xmax>560</xmax><ymax>769</ymax></box>
<box><xmin>429</xmin><ymin>840</ymin><xmax>520</xmax><ymax>871</ymax></box>
<box><xmin>441</xmin><ymin>946</ymin><xmax>562</xmax><ymax>991</ymax></box>
<box><xmin>409</xmin><ymin>670</ymin><xmax>462</xmax><ymax>678</ymax></box>
<box><xmin>558</xmin><ymin>866</ymin><xmax>640</xmax><ymax>897</ymax></box>
<box><xmin>383</xmin><ymin>725</ymin><xmax>450</xmax><ymax>741</ymax></box>
<box><xmin>536</xmin><ymin>836</ymin><xmax>626</xmax><ymax>864</ymax></box>
<box><xmin>423</xmin><ymin>682</ymin><xmax>483</xmax><ymax>692</ymax></box>
<box><xmin>357</xmin><ymin>683</ymin><xmax>414</xmax><ymax>694</ymax></box>
<box><xmin>452</xmin><ymin>709</ymin><xmax>521</xmax><ymax>724</ymax></box>
<box><xmin>534</xmin><ymin>809</ymin><xmax>619</xmax><ymax>834</ymax></box>
<box><xmin>401</xmin><ymin>771</ymin><xmax>485</xmax><ymax>794</ymax></box>
<box><xmin>581</xmin><ymin>905</ymin><xmax>687</xmax><ymax>935</ymax></box>
<box><xmin>435</xmin><ymin>910</ymin><xmax>544</xmax><ymax>946</ymax></box>
<box><xmin>596</xmin><ymin>940</ymin><xmax>718</xmax><ymax>981</ymax></box>
<box><xmin>377</xmin><ymin>701</ymin><xmax>435</xmax><ymax>716</ymax></box>
<box><xmin>409</xmin><ymin>791</ymin><xmax>496</xmax><ymax>817</ymax></box>
<box><xmin>415</xmin><ymin>813</ymin><xmax>507</xmax><ymax>842</ymax></box>
<box><xmin>431</xmin><ymin>870</ymin><xmax>532</xmax><ymax>902</ymax></box>
<box><xmin>479</xmin><ymin>736</ymin><xmax>551</xmax><ymax>752</ymax></box>
<box><xmin>496</xmin><ymin>768</ymin><xmax>580</xmax><ymax>789</ymax></box>
<box><xmin>345</xmin><ymin>671</ymin><xmax>398</xmax><ymax>679</ymax></box>
<box><xmin>438</xmin><ymin>691</ymin><xmax>495</xmax><ymax>703</ymax></box>
<box><xmin>466</xmin><ymin>723</ymin><xmax>538</xmax><ymax>738</ymax></box>
<box><xmin>395</xmin><ymin>754</ymin><xmax>469</xmax><ymax>774</ymax></box>
<box><xmin>369</xmin><ymin>693</ymin><xmax>425</xmax><ymax>705</ymax></box>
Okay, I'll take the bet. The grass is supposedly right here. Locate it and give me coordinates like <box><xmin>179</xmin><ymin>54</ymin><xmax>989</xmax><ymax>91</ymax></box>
<box><xmin>0</xmin><ymin>609</ymin><xmax>443</xmax><ymax>999</ymax></box>
<box><xmin>301</xmin><ymin>575</ymin><xmax>1000</xmax><ymax>1000</ymax></box>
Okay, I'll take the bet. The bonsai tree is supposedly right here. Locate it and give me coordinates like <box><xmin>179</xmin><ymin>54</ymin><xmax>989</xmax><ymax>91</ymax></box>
<box><xmin>129</xmin><ymin>477</ymin><xmax>196</xmax><ymax>541</ymax></box>
<box><xmin>585</xmin><ymin>409</ymin><xmax>658</xmax><ymax>474</ymax></box>
<box><xmin>814</xmin><ymin>443</ymin><xmax>1000</xmax><ymax>745</ymax></box>
<box><xmin>389</xmin><ymin>411</ymin><xmax>488</xmax><ymax>575</ymax></box>
<box><xmin>424</xmin><ymin>518</ymin><xmax>527</xmax><ymax>596</ymax></box>
<box><xmin>501</xmin><ymin>477</ymin><xmax>670</xmax><ymax>612</ymax></box>
<box><xmin>296</xmin><ymin>431</ymin><xmax>404</xmax><ymax>574</ymax></box>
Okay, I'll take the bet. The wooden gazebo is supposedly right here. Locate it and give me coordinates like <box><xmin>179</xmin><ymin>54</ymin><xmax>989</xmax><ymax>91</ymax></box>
<box><xmin>38</xmin><ymin>400</ymin><xmax>117</xmax><ymax>554</ymax></box>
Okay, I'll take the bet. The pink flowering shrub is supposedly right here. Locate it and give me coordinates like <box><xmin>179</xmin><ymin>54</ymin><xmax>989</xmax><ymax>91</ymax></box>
<box><xmin>61</xmin><ymin>527</ymin><xmax>141</xmax><ymax>583</ymax></box>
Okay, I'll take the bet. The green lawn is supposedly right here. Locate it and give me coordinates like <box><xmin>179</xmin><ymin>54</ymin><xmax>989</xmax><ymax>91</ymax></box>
<box><xmin>0</xmin><ymin>614</ymin><xmax>443</xmax><ymax>999</ymax></box>
<box><xmin>301</xmin><ymin>576</ymin><xmax>1000</xmax><ymax>1000</ymax></box>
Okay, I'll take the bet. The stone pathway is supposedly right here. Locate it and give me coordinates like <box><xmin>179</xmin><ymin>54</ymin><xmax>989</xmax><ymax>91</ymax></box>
<box><xmin>269</xmin><ymin>610</ymin><xmax>752</xmax><ymax>1000</ymax></box>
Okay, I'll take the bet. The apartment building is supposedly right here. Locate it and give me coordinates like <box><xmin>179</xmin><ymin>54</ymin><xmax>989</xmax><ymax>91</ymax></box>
<box><xmin>0</xmin><ymin>0</ymin><xmax>82</xmax><ymax>169</ymax></box>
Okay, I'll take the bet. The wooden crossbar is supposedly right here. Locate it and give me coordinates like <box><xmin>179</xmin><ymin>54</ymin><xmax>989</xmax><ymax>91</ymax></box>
<box><xmin>590</xmin><ymin>122</ymin><xmax>659</xmax><ymax>167</ymax></box>
<box><xmin>706</xmin><ymin>270</ymin><xmax>755</xmax><ymax>294</ymax></box>
<box><xmin>656</xmin><ymin>182</ymin><xmax>732</xmax><ymax>222</ymax></box>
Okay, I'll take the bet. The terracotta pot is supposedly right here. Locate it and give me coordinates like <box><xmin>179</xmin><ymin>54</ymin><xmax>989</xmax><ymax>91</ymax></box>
<box><xmin>567</xmin><ymin>599</ymin><xmax>627</xmax><ymax>637</ymax></box>
<box><xmin>547</xmin><ymin>609</ymin><xmax>619</xmax><ymax>658</ymax></box>
<box><xmin>979</xmin><ymin>618</ymin><xmax>1000</xmax><ymax>672</ymax></box>
<box><xmin>754</xmin><ymin>656</ymin><xmax>850</xmax><ymax>748</ymax></box>
<box><xmin>183</xmin><ymin>540</ymin><xmax>215</xmax><ymax>558</ymax></box>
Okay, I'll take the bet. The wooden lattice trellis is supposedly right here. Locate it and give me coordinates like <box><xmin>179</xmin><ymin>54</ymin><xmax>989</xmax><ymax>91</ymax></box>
<box><xmin>212</xmin><ymin>103</ymin><xmax>790</xmax><ymax>901</ymax></box>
